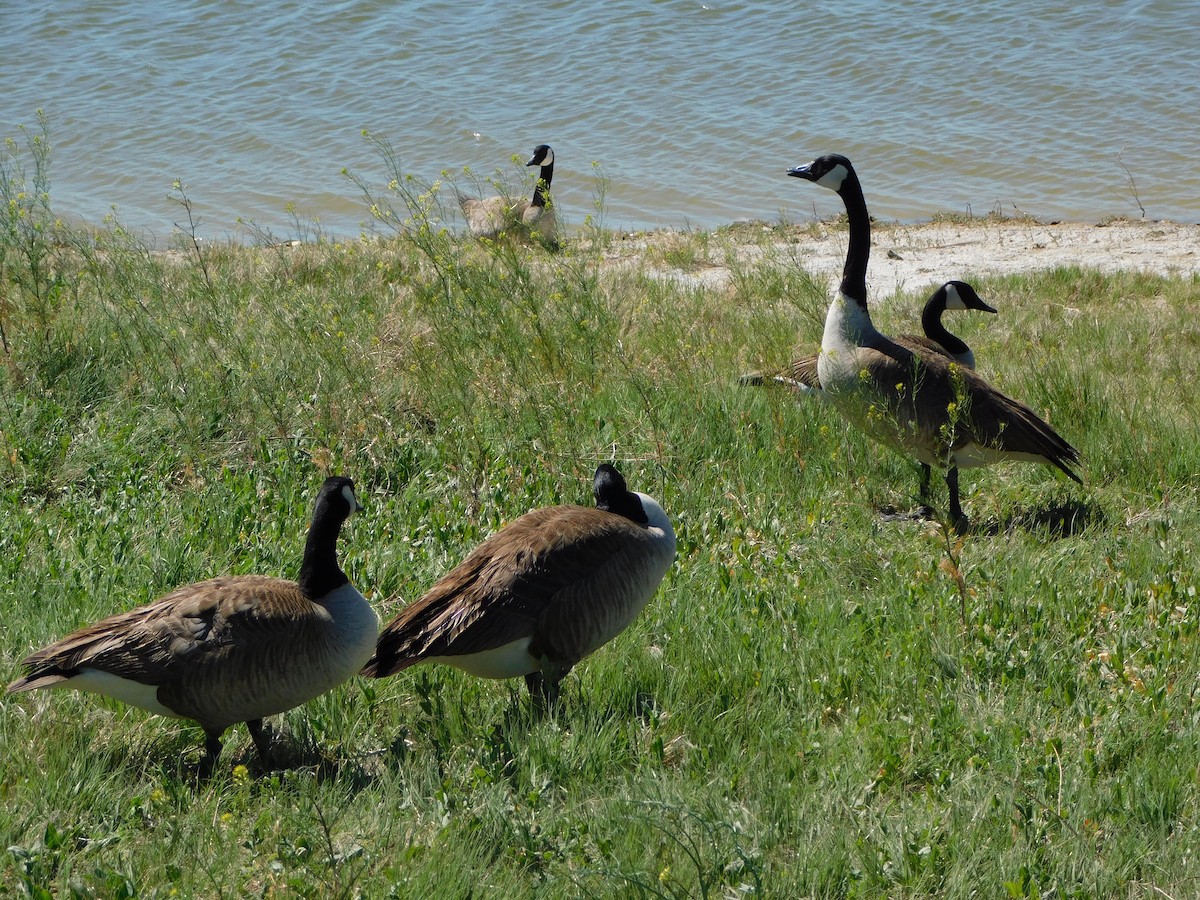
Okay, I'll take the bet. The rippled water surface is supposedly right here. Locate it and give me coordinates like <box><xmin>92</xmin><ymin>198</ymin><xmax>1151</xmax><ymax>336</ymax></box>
<box><xmin>2</xmin><ymin>0</ymin><xmax>1198</xmax><ymax>239</ymax></box>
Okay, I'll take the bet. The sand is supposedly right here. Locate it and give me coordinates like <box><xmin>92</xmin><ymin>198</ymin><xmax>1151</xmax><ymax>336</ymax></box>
<box><xmin>615</xmin><ymin>217</ymin><xmax>1200</xmax><ymax>303</ymax></box>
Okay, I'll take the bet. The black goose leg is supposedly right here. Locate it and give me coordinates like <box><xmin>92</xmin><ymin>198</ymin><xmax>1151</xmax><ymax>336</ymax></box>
<box><xmin>524</xmin><ymin>672</ymin><xmax>548</xmax><ymax>718</ymax></box>
<box><xmin>917</xmin><ymin>463</ymin><xmax>937</xmax><ymax>518</ymax></box>
<box><xmin>524</xmin><ymin>670</ymin><xmax>563</xmax><ymax>714</ymax></box>
<box><xmin>523</xmin><ymin>671</ymin><xmax>543</xmax><ymax>697</ymax></box>
<box><xmin>197</xmin><ymin>729</ymin><xmax>223</xmax><ymax>777</ymax></box>
<box><xmin>946</xmin><ymin>466</ymin><xmax>969</xmax><ymax>533</ymax></box>
<box><xmin>246</xmin><ymin>718</ymin><xmax>274</xmax><ymax>768</ymax></box>
<box><xmin>879</xmin><ymin>463</ymin><xmax>936</xmax><ymax>522</ymax></box>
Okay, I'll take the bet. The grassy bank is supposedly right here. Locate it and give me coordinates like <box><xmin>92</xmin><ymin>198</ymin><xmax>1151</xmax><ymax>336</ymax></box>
<box><xmin>3</xmin><ymin>125</ymin><xmax>1200</xmax><ymax>898</ymax></box>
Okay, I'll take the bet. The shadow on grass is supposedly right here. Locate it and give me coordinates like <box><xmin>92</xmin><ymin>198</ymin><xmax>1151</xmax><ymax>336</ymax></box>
<box><xmin>877</xmin><ymin>496</ymin><xmax>1105</xmax><ymax>539</ymax></box>
<box><xmin>979</xmin><ymin>497</ymin><xmax>1106</xmax><ymax>539</ymax></box>
<box><xmin>137</xmin><ymin>723</ymin><xmax>382</xmax><ymax>790</ymax></box>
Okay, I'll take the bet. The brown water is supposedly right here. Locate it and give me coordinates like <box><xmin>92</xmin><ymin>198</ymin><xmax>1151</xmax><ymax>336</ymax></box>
<box><xmin>2</xmin><ymin>0</ymin><xmax>1197</xmax><ymax>241</ymax></box>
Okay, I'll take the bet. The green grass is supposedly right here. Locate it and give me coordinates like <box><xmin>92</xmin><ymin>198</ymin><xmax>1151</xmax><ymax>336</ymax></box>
<box><xmin>3</xmin><ymin>124</ymin><xmax>1200</xmax><ymax>898</ymax></box>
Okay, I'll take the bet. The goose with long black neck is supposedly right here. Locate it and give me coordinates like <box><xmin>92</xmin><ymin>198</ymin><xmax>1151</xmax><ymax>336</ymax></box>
<box><xmin>460</xmin><ymin>143</ymin><xmax>558</xmax><ymax>246</ymax></box>
<box><xmin>7</xmin><ymin>476</ymin><xmax>379</xmax><ymax>771</ymax></box>
<box><xmin>742</xmin><ymin>279</ymin><xmax>997</xmax><ymax>509</ymax></box>
<box><xmin>787</xmin><ymin>153</ymin><xmax>1082</xmax><ymax>530</ymax></box>
<box><xmin>917</xmin><ymin>281</ymin><xmax>996</xmax><ymax>370</ymax></box>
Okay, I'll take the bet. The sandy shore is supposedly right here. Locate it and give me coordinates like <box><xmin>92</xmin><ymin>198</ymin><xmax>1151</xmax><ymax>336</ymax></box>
<box><xmin>614</xmin><ymin>217</ymin><xmax>1200</xmax><ymax>302</ymax></box>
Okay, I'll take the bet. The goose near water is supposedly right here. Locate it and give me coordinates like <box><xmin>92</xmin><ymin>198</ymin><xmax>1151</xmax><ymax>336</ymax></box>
<box><xmin>6</xmin><ymin>476</ymin><xmax>378</xmax><ymax>769</ymax></box>
<box><xmin>786</xmin><ymin>153</ymin><xmax>1081</xmax><ymax>529</ymax></box>
<box><xmin>362</xmin><ymin>464</ymin><xmax>675</xmax><ymax>704</ymax></box>
<box><xmin>459</xmin><ymin>143</ymin><xmax>558</xmax><ymax>245</ymax></box>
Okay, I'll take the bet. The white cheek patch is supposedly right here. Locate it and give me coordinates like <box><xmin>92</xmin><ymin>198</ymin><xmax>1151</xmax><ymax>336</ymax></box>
<box><xmin>944</xmin><ymin>283</ymin><xmax>966</xmax><ymax>310</ymax></box>
<box><xmin>541</xmin><ymin>149</ymin><xmax>554</xmax><ymax>166</ymax></box>
<box><xmin>817</xmin><ymin>164</ymin><xmax>848</xmax><ymax>191</ymax></box>
<box><xmin>342</xmin><ymin>484</ymin><xmax>359</xmax><ymax>513</ymax></box>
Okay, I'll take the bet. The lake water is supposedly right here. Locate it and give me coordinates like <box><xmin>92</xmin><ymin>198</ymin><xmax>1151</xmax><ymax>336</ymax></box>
<box><xmin>2</xmin><ymin>0</ymin><xmax>1198</xmax><ymax>242</ymax></box>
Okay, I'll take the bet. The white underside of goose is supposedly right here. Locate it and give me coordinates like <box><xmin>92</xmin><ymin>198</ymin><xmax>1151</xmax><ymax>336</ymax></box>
<box><xmin>427</xmin><ymin>637</ymin><xmax>538</xmax><ymax>680</ymax></box>
<box><xmin>944</xmin><ymin>443</ymin><xmax>1063</xmax><ymax>470</ymax></box>
<box><xmin>58</xmin><ymin>669</ymin><xmax>179</xmax><ymax>718</ymax></box>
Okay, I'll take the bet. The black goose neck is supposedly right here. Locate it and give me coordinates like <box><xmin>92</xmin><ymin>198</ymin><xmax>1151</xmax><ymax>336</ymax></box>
<box><xmin>836</xmin><ymin>169</ymin><xmax>870</xmax><ymax>306</ymax></box>
<box><xmin>530</xmin><ymin>162</ymin><xmax>554</xmax><ymax>208</ymax></box>
<box><xmin>298</xmin><ymin>504</ymin><xmax>350</xmax><ymax>599</ymax></box>
<box><xmin>594</xmin><ymin>464</ymin><xmax>648</xmax><ymax>525</ymax></box>
<box><xmin>598</xmin><ymin>490</ymin><xmax>648</xmax><ymax>525</ymax></box>
<box><xmin>921</xmin><ymin>297</ymin><xmax>969</xmax><ymax>355</ymax></box>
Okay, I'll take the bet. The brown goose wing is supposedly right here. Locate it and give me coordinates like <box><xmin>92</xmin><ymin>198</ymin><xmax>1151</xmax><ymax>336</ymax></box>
<box><xmin>853</xmin><ymin>342</ymin><xmax>1080</xmax><ymax>480</ymax></box>
<box><xmin>460</xmin><ymin>195</ymin><xmax>529</xmax><ymax>238</ymax></box>
<box><xmin>365</xmin><ymin>506</ymin><xmax>654</xmax><ymax>675</ymax></box>
<box><xmin>526</xmin><ymin>523</ymin><xmax>663</xmax><ymax>665</ymax></box>
<box><xmin>949</xmin><ymin>371</ymin><xmax>1083</xmax><ymax>480</ymax></box>
<box><xmin>7</xmin><ymin>576</ymin><xmax>310</xmax><ymax>691</ymax></box>
<box><xmin>780</xmin><ymin>353</ymin><xmax>821</xmax><ymax>388</ymax></box>
<box><xmin>895</xmin><ymin>334</ymin><xmax>954</xmax><ymax>361</ymax></box>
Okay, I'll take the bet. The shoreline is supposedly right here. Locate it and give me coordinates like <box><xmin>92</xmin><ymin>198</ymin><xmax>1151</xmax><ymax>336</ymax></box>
<box><xmin>166</xmin><ymin>212</ymin><xmax>1200</xmax><ymax>307</ymax></box>
<box><xmin>604</xmin><ymin>216</ymin><xmax>1200</xmax><ymax>302</ymax></box>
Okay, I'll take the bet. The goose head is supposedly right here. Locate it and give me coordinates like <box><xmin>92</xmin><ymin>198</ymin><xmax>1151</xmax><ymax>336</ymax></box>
<box><xmin>787</xmin><ymin>152</ymin><xmax>870</xmax><ymax>304</ymax></box>
<box><xmin>526</xmin><ymin>144</ymin><xmax>554</xmax><ymax>169</ymax></box>
<box><xmin>787</xmin><ymin>153</ymin><xmax>856</xmax><ymax>193</ymax></box>
<box><xmin>593</xmin><ymin>463</ymin><xmax>647</xmax><ymax>523</ymax></box>
<box><xmin>593</xmin><ymin>463</ymin><xmax>675</xmax><ymax>549</ymax></box>
<box><xmin>939</xmin><ymin>280</ymin><xmax>997</xmax><ymax>315</ymax></box>
<box><xmin>316</xmin><ymin>475</ymin><xmax>363</xmax><ymax>521</ymax></box>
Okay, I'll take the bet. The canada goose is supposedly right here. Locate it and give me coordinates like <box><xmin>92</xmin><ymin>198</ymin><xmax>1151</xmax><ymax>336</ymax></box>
<box><xmin>362</xmin><ymin>464</ymin><xmax>675</xmax><ymax>704</ymax></box>
<box><xmin>747</xmin><ymin>280</ymin><xmax>997</xmax><ymax>393</ymax></box>
<box><xmin>6</xmin><ymin>476</ymin><xmax>378</xmax><ymax>769</ymax></box>
<box><xmin>459</xmin><ymin>144</ymin><xmax>557</xmax><ymax>244</ymax></box>
<box><xmin>743</xmin><ymin>279</ymin><xmax>998</xmax><ymax>508</ymax></box>
<box><xmin>786</xmin><ymin>153</ymin><xmax>1081</xmax><ymax>529</ymax></box>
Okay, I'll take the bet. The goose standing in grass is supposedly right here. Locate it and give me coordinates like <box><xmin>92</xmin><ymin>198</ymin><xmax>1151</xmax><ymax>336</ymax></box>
<box><xmin>744</xmin><ymin>279</ymin><xmax>998</xmax><ymax>509</ymax></box>
<box><xmin>362</xmin><ymin>464</ymin><xmax>675</xmax><ymax>705</ymax></box>
<box><xmin>787</xmin><ymin>153</ymin><xmax>1081</xmax><ymax>529</ymax></box>
<box><xmin>459</xmin><ymin>143</ymin><xmax>557</xmax><ymax>245</ymax></box>
<box><xmin>6</xmin><ymin>476</ymin><xmax>378</xmax><ymax>770</ymax></box>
